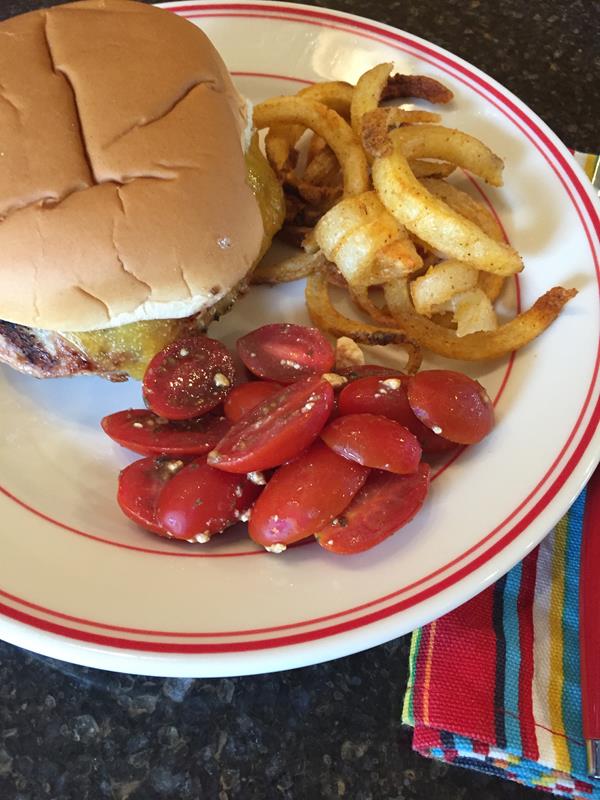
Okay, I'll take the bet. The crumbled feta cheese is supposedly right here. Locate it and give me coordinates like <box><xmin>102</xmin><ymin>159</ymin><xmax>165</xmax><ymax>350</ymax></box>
<box><xmin>247</xmin><ymin>471</ymin><xmax>266</xmax><ymax>485</ymax></box>
<box><xmin>187</xmin><ymin>532</ymin><xmax>211</xmax><ymax>544</ymax></box>
<box><xmin>264</xmin><ymin>543</ymin><xmax>287</xmax><ymax>553</ymax></box>
<box><xmin>280</xmin><ymin>359</ymin><xmax>302</xmax><ymax>370</ymax></box>
<box><xmin>322</xmin><ymin>372</ymin><xmax>348</xmax><ymax>389</ymax></box>
<box><xmin>381</xmin><ymin>378</ymin><xmax>402</xmax><ymax>390</ymax></box>
<box><xmin>213</xmin><ymin>372</ymin><xmax>231</xmax><ymax>388</ymax></box>
<box><xmin>179</xmin><ymin>347</ymin><xmax>189</xmax><ymax>357</ymax></box>
<box><xmin>132</xmin><ymin>421</ymin><xmax>144</xmax><ymax>428</ymax></box>
<box><xmin>432</xmin><ymin>425</ymin><xmax>443</xmax><ymax>435</ymax></box>
<box><xmin>335</xmin><ymin>336</ymin><xmax>364</xmax><ymax>369</ymax></box>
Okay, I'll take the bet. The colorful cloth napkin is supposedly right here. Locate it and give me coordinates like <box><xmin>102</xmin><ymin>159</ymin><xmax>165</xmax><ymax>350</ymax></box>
<box><xmin>402</xmin><ymin>151</ymin><xmax>599</xmax><ymax>798</ymax></box>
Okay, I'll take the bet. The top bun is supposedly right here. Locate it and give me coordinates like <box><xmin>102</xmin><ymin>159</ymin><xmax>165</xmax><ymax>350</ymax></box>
<box><xmin>0</xmin><ymin>0</ymin><xmax>263</xmax><ymax>332</ymax></box>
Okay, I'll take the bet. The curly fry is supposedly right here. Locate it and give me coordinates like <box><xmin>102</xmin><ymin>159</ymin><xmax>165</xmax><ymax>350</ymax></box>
<box><xmin>305</xmin><ymin>271</ymin><xmax>423</xmax><ymax>373</ymax></box>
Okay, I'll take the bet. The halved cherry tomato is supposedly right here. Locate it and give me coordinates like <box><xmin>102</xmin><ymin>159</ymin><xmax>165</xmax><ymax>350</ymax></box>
<box><xmin>248</xmin><ymin>440</ymin><xmax>369</xmax><ymax>548</ymax></box>
<box><xmin>102</xmin><ymin>410</ymin><xmax>230</xmax><ymax>456</ymax></box>
<box><xmin>407</xmin><ymin>370</ymin><xmax>494</xmax><ymax>445</ymax></box>
<box><xmin>117</xmin><ymin>456</ymin><xmax>187</xmax><ymax>535</ymax></box>
<box><xmin>321</xmin><ymin>414</ymin><xmax>421</xmax><ymax>474</ymax></box>
<box><xmin>208</xmin><ymin>375</ymin><xmax>334</xmax><ymax>473</ymax></box>
<box><xmin>317</xmin><ymin>464</ymin><xmax>431</xmax><ymax>554</ymax></box>
<box><xmin>338</xmin><ymin>376</ymin><xmax>456</xmax><ymax>454</ymax></box>
<box><xmin>237</xmin><ymin>323</ymin><xmax>335</xmax><ymax>384</ymax></box>
<box><xmin>338</xmin><ymin>375</ymin><xmax>410</xmax><ymax>419</ymax></box>
<box><xmin>224</xmin><ymin>381</ymin><xmax>282</xmax><ymax>423</ymax></box>
<box><xmin>157</xmin><ymin>457</ymin><xmax>261</xmax><ymax>542</ymax></box>
<box><xmin>143</xmin><ymin>336</ymin><xmax>236</xmax><ymax>420</ymax></box>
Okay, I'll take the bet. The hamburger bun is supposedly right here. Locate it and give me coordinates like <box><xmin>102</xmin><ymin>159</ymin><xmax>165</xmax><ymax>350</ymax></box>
<box><xmin>0</xmin><ymin>0</ymin><xmax>267</xmax><ymax>332</ymax></box>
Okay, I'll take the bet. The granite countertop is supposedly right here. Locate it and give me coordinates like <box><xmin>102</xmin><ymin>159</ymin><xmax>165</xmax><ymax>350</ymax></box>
<box><xmin>0</xmin><ymin>1</ymin><xmax>597</xmax><ymax>799</ymax></box>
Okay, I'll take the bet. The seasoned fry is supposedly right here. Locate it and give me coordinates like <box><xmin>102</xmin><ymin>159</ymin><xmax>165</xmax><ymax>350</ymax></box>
<box><xmin>422</xmin><ymin>178</ymin><xmax>506</xmax><ymax>301</ymax></box>
<box><xmin>375</xmin><ymin>234</ymin><xmax>423</xmax><ymax>277</ymax></box>
<box><xmin>304</xmin><ymin>146</ymin><xmax>341</xmax><ymax>186</ymax></box>
<box><xmin>315</xmin><ymin>192</ymin><xmax>384</xmax><ymax>254</ymax></box>
<box><xmin>298</xmin><ymin>81</ymin><xmax>354</xmax><ymax>118</ymax></box>
<box><xmin>306</xmin><ymin>271</ymin><xmax>423</xmax><ymax>373</ymax></box>
<box><xmin>265</xmin><ymin>124</ymin><xmax>300</xmax><ymax>174</ymax></box>
<box><xmin>383</xmin><ymin>279</ymin><xmax>413</xmax><ymax>316</ymax></box>
<box><xmin>375</xmin><ymin>286</ymin><xmax>577</xmax><ymax>360</ymax></box>
<box><xmin>387</xmin><ymin>125</ymin><xmax>504</xmax><ymax>186</ymax></box>
<box><xmin>372</xmin><ymin>130</ymin><xmax>523</xmax><ymax>275</ymax></box>
<box><xmin>254</xmin><ymin>97</ymin><xmax>369</xmax><ymax>196</ymax></box>
<box><xmin>361</xmin><ymin>107</ymin><xmax>442</xmax><ymax>159</ymax></box>
<box><xmin>264</xmin><ymin>82</ymin><xmax>353</xmax><ymax>179</ymax></box>
<box><xmin>315</xmin><ymin>192</ymin><xmax>422</xmax><ymax>285</ymax></box>
<box><xmin>450</xmin><ymin>289</ymin><xmax>498</xmax><ymax>337</ymax></box>
<box><xmin>259</xmin><ymin>64</ymin><xmax>574</xmax><ymax>365</ymax></box>
<box><xmin>352</xmin><ymin>284</ymin><xmax>400</xmax><ymax>326</ymax></box>
<box><xmin>410</xmin><ymin>260</ymin><xmax>479</xmax><ymax>316</ymax></box>
<box><xmin>382</xmin><ymin>73</ymin><xmax>454</xmax><ymax>104</ymax></box>
<box><xmin>252</xmin><ymin>251</ymin><xmax>326</xmax><ymax>285</ymax></box>
<box><xmin>409</xmin><ymin>159</ymin><xmax>456</xmax><ymax>179</ymax></box>
<box><xmin>350</xmin><ymin>62</ymin><xmax>392</xmax><ymax>138</ymax></box>
<box><xmin>421</xmin><ymin>178</ymin><xmax>504</xmax><ymax>238</ymax></box>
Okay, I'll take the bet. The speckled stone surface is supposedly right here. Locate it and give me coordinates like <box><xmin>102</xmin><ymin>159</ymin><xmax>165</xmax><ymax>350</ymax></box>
<box><xmin>0</xmin><ymin>1</ymin><xmax>597</xmax><ymax>799</ymax></box>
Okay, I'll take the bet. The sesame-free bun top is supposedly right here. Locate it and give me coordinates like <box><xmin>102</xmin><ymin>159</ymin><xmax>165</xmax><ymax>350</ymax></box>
<box><xmin>0</xmin><ymin>0</ymin><xmax>263</xmax><ymax>332</ymax></box>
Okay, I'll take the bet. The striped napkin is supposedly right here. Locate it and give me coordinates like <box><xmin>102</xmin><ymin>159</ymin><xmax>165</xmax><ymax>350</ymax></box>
<box><xmin>402</xmin><ymin>151</ymin><xmax>600</xmax><ymax>798</ymax></box>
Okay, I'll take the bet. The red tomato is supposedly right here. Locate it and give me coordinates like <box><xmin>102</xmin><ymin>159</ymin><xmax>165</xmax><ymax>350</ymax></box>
<box><xmin>208</xmin><ymin>375</ymin><xmax>334</xmax><ymax>473</ymax></box>
<box><xmin>407</xmin><ymin>370</ymin><xmax>494</xmax><ymax>445</ymax></box>
<box><xmin>157</xmin><ymin>457</ymin><xmax>262</xmax><ymax>542</ymax></box>
<box><xmin>338</xmin><ymin>375</ymin><xmax>410</xmax><ymax>420</ymax></box>
<box><xmin>117</xmin><ymin>456</ymin><xmax>186</xmax><ymax>535</ymax></box>
<box><xmin>102</xmin><ymin>409</ymin><xmax>230</xmax><ymax>456</ymax></box>
<box><xmin>248</xmin><ymin>441</ymin><xmax>369</xmax><ymax>548</ymax></box>
<box><xmin>317</xmin><ymin>464</ymin><xmax>431</xmax><ymax>554</ymax></box>
<box><xmin>338</xmin><ymin>376</ymin><xmax>456</xmax><ymax>454</ymax></box>
<box><xmin>237</xmin><ymin>323</ymin><xmax>335</xmax><ymax>383</ymax></box>
<box><xmin>224</xmin><ymin>381</ymin><xmax>282</xmax><ymax>423</ymax></box>
<box><xmin>321</xmin><ymin>414</ymin><xmax>421</xmax><ymax>474</ymax></box>
<box><xmin>143</xmin><ymin>336</ymin><xmax>236</xmax><ymax>420</ymax></box>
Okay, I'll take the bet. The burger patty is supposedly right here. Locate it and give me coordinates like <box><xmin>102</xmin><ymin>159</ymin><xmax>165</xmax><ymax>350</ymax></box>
<box><xmin>0</xmin><ymin>323</ymin><xmax>94</xmax><ymax>379</ymax></box>
<box><xmin>0</xmin><ymin>284</ymin><xmax>244</xmax><ymax>381</ymax></box>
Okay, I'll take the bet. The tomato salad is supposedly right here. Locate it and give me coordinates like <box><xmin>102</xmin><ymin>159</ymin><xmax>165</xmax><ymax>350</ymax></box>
<box><xmin>102</xmin><ymin>323</ymin><xmax>494</xmax><ymax>555</ymax></box>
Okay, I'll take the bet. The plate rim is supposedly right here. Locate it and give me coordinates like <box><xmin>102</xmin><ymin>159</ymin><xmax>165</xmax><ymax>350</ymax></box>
<box><xmin>0</xmin><ymin>0</ymin><xmax>598</xmax><ymax>675</ymax></box>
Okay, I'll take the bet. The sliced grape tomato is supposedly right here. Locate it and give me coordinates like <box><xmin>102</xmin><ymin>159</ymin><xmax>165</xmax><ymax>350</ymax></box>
<box><xmin>102</xmin><ymin>409</ymin><xmax>230</xmax><ymax>456</ymax></box>
<box><xmin>157</xmin><ymin>457</ymin><xmax>262</xmax><ymax>542</ymax></box>
<box><xmin>248</xmin><ymin>440</ymin><xmax>369</xmax><ymax>549</ymax></box>
<box><xmin>117</xmin><ymin>456</ymin><xmax>187</xmax><ymax>535</ymax></box>
<box><xmin>143</xmin><ymin>335</ymin><xmax>236</xmax><ymax>420</ymax></box>
<box><xmin>224</xmin><ymin>381</ymin><xmax>282</xmax><ymax>423</ymax></box>
<box><xmin>321</xmin><ymin>413</ymin><xmax>421</xmax><ymax>474</ymax></box>
<box><xmin>208</xmin><ymin>375</ymin><xmax>334</xmax><ymax>473</ymax></box>
<box><xmin>407</xmin><ymin>370</ymin><xmax>494</xmax><ymax>445</ymax></box>
<box><xmin>237</xmin><ymin>323</ymin><xmax>335</xmax><ymax>383</ymax></box>
<box><xmin>338</xmin><ymin>375</ymin><xmax>456</xmax><ymax>453</ymax></box>
<box><xmin>317</xmin><ymin>464</ymin><xmax>431</xmax><ymax>554</ymax></box>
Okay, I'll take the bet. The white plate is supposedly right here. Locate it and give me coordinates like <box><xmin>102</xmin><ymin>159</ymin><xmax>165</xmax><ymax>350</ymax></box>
<box><xmin>0</xmin><ymin>0</ymin><xmax>598</xmax><ymax>677</ymax></box>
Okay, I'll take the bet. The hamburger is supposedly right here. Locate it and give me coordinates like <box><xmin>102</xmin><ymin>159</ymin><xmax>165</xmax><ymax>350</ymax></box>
<box><xmin>0</xmin><ymin>0</ymin><xmax>284</xmax><ymax>380</ymax></box>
